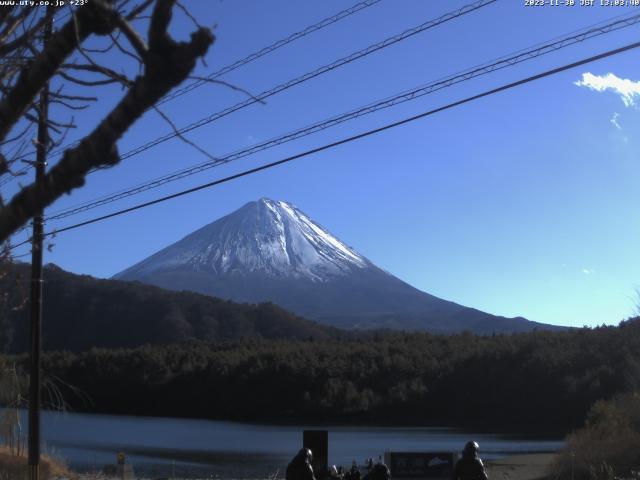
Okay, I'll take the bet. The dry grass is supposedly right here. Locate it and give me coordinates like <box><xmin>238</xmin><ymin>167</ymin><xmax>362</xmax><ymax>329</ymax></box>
<box><xmin>548</xmin><ymin>392</ymin><xmax>640</xmax><ymax>480</ymax></box>
<box><xmin>0</xmin><ymin>445</ymin><xmax>77</xmax><ymax>480</ymax></box>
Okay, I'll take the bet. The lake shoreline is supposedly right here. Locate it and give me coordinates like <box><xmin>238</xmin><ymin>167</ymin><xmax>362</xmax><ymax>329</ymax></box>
<box><xmin>30</xmin><ymin>406</ymin><xmax>570</xmax><ymax>438</ymax></box>
<box><xmin>1</xmin><ymin>408</ymin><xmax>564</xmax><ymax>479</ymax></box>
<box><xmin>0</xmin><ymin>446</ymin><xmax>559</xmax><ymax>480</ymax></box>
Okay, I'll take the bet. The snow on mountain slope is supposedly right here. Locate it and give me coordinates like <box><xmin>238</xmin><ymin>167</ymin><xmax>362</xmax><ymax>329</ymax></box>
<box><xmin>114</xmin><ymin>198</ymin><xmax>561</xmax><ymax>333</ymax></box>
<box><xmin>115</xmin><ymin>198</ymin><xmax>368</xmax><ymax>282</ymax></box>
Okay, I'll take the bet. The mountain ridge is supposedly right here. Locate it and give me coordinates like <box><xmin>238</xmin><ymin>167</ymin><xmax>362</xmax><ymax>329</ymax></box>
<box><xmin>0</xmin><ymin>261</ymin><xmax>340</xmax><ymax>353</ymax></box>
<box><xmin>114</xmin><ymin>198</ymin><xmax>563</xmax><ymax>334</ymax></box>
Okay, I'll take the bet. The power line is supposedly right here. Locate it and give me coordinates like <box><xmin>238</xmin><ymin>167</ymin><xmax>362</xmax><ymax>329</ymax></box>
<box><xmin>12</xmin><ymin>0</ymin><xmax>497</xmax><ymax>207</ymax></box>
<box><xmin>158</xmin><ymin>0</ymin><xmax>385</xmax><ymax>106</ymax></box>
<box><xmin>0</xmin><ymin>0</ymin><xmax>384</xmax><ymax>185</ymax></box>
<box><xmin>41</xmin><ymin>39</ymin><xmax>640</xmax><ymax>238</ymax></box>
<box><xmin>7</xmin><ymin>236</ymin><xmax>32</xmax><ymax>252</ymax></box>
<box><xmin>44</xmin><ymin>10</ymin><xmax>640</xmax><ymax>222</ymax></box>
<box><xmin>115</xmin><ymin>0</ymin><xmax>497</xmax><ymax>161</ymax></box>
<box><xmin>0</xmin><ymin>166</ymin><xmax>30</xmax><ymax>187</ymax></box>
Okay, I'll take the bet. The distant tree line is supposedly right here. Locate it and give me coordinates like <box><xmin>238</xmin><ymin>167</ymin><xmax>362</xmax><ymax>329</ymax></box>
<box><xmin>0</xmin><ymin>263</ymin><xmax>340</xmax><ymax>353</ymax></box>
<box><xmin>4</xmin><ymin>319</ymin><xmax>640</xmax><ymax>432</ymax></box>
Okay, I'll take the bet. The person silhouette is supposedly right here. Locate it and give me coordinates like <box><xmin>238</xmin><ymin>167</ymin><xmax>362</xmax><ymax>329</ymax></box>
<box><xmin>345</xmin><ymin>461</ymin><xmax>361</xmax><ymax>480</ymax></box>
<box><xmin>364</xmin><ymin>460</ymin><xmax>390</xmax><ymax>480</ymax></box>
<box><xmin>286</xmin><ymin>448</ymin><xmax>316</xmax><ymax>480</ymax></box>
<box><xmin>452</xmin><ymin>442</ymin><xmax>488</xmax><ymax>480</ymax></box>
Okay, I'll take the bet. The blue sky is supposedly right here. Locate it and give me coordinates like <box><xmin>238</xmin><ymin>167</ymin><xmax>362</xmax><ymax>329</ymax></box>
<box><xmin>5</xmin><ymin>0</ymin><xmax>640</xmax><ymax>328</ymax></box>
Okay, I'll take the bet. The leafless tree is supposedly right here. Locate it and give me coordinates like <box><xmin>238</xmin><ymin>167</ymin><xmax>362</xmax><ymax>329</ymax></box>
<box><xmin>0</xmin><ymin>0</ymin><xmax>214</xmax><ymax>246</ymax></box>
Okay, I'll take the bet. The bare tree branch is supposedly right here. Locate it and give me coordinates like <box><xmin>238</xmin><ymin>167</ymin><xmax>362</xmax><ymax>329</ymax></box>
<box><xmin>0</xmin><ymin>121</ymin><xmax>32</xmax><ymax>147</ymax></box>
<box><xmin>0</xmin><ymin>8</ymin><xmax>55</xmax><ymax>57</ymax></box>
<box><xmin>48</xmin><ymin>121</ymin><xmax>73</xmax><ymax>151</ymax></box>
<box><xmin>116</xmin><ymin>16</ymin><xmax>148</xmax><ymax>60</ymax></box>
<box><xmin>50</xmin><ymin>99</ymin><xmax>90</xmax><ymax>111</ymax></box>
<box><xmin>70</xmin><ymin>12</ymin><xmax>134</xmax><ymax>87</ymax></box>
<box><xmin>107</xmin><ymin>31</ymin><xmax>142</xmax><ymax>66</ymax></box>
<box><xmin>0</xmin><ymin>7</ymin><xmax>17</xmax><ymax>27</ymax></box>
<box><xmin>58</xmin><ymin>70</ymin><xmax>122</xmax><ymax>87</ymax></box>
<box><xmin>0</xmin><ymin>153</ymin><xmax>7</xmax><ymax>175</ymax></box>
<box><xmin>188</xmin><ymin>75</ymin><xmax>267</xmax><ymax>104</ymax></box>
<box><xmin>62</xmin><ymin>63</ymin><xmax>133</xmax><ymax>86</ymax></box>
<box><xmin>0</xmin><ymin>0</ymin><xmax>120</xmax><ymax>142</ymax></box>
<box><xmin>80</xmin><ymin>29</ymin><xmax>122</xmax><ymax>54</ymax></box>
<box><xmin>23</xmin><ymin>112</ymin><xmax>61</xmax><ymax>134</ymax></box>
<box><xmin>50</xmin><ymin>91</ymin><xmax>98</xmax><ymax>102</ymax></box>
<box><xmin>0</xmin><ymin>8</ymin><xmax>30</xmax><ymax>45</ymax></box>
<box><xmin>176</xmin><ymin>1</ymin><xmax>203</xmax><ymax>30</ymax></box>
<box><xmin>152</xmin><ymin>104</ymin><xmax>219</xmax><ymax>163</ymax></box>
<box><xmin>125</xmin><ymin>0</ymin><xmax>155</xmax><ymax>21</ymax></box>
<box><xmin>0</xmin><ymin>0</ymin><xmax>214</xmax><ymax>242</ymax></box>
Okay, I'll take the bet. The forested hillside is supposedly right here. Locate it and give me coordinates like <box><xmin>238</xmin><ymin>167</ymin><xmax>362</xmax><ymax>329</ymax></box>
<box><xmin>0</xmin><ymin>263</ymin><xmax>338</xmax><ymax>352</ymax></box>
<box><xmin>10</xmin><ymin>318</ymin><xmax>639</xmax><ymax>432</ymax></box>
<box><xmin>2</xmin><ymin>262</ymin><xmax>638</xmax><ymax>432</ymax></box>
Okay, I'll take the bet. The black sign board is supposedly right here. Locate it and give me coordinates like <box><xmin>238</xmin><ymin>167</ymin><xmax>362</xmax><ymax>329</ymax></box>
<box><xmin>303</xmin><ymin>430</ymin><xmax>328</xmax><ymax>480</ymax></box>
<box><xmin>385</xmin><ymin>452</ymin><xmax>456</xmax><ymax>479</ymax></box>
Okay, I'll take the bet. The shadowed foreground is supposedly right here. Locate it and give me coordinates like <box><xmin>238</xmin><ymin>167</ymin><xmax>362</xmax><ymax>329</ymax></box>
<box><xmin>486</xmin><ymin>454</ymin><xmax>556</xmax><ymax>480</ymax></box>
<box><xmin>0</xmin><ymin>446</ymin><xmax>74</xmax><ymax>480</ymax></box>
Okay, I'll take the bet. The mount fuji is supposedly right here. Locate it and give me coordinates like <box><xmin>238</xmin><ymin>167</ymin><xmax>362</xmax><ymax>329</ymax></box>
<box><xmin>114</xmin><ymin>198</ymin><xmax>557</xmax><ymax>333</ymax></box>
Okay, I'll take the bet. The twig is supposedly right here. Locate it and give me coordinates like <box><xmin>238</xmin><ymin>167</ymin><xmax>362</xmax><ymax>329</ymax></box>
<box><xmin>126</xmin><ymin>0</ymin><xmax>155</xmax><ymax>20</ymax></box>
<box><xmin>188</xmin><ymin>76</ymin><xmax>267</xmax><ymax>104</ymax></box>
<box><xmin>0</xmin><ymin>0</ymin><xmax>214</xmax><ymax>242</ymax></box>
<box><xmin>0</xmin><ymin>0</ymin><xmax>121</xmax><ymax>142</ymax></box>
<box><xmin>58</xmin><ymin>70</ymin><xmax>123</xmax><ymax>87</ymax></box>
<box><xmin>176</xmin><ymin>1</ymin><xmax>203</xmax><ymax>30</ymax></box>
<box><xmin>152</xmin><ymin>105</ymin><xmax>219</xmax><ymax>163</ymax></box>
<box><xmin>116</xmin><ymin>16</ymin><xmax>148</xmax><ymax>60</ymax></box>
<box><xmin>109</xmin><ymin>30</ymin><xmax>143</xmax><ymax>64</ymax></box>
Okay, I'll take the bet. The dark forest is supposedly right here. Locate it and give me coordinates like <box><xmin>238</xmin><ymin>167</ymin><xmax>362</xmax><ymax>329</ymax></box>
<box><xmin>5</xmin><ymin>319</ymin><xmax>638</xmax><ymax>433</ymax></box>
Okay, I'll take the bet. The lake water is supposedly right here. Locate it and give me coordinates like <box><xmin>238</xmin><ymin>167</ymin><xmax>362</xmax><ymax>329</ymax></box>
<box><xmin>4</xmin><ymin>410</ymin><xmax>563</xmax><ymax>478</ymax></box>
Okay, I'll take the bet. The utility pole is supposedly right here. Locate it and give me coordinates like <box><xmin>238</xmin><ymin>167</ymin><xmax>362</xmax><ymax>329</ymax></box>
<box><xmin>28</xmin><ymin>10</ymin><xmax>52</xmax><ymax>480</ymax></box>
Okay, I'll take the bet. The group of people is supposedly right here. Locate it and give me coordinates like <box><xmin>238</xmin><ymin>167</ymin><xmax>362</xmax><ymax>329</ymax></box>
<box><xmin>285</xmin><ymin>441</ymin><xmax>487</xmax><ymax>480</ymax></box>
<box><xmin>328</xmin><ymin>461</ymin><xmax>365</xmax><ymax>480</ymax></box>
<box><xmin>285</xmin><ymin>449</ymin><xmax>391</xmax><ymax>480</ymax></box>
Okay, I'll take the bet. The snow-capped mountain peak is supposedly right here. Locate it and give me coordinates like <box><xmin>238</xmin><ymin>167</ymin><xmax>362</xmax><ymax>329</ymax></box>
<box><xmin>114</xmin><ymin>198</ymin><xmax>552</xmax><ymax>334</ymax></box>
<box><xmin>116</xmin><ymin>198</ymin><xmax>368</xmax><ymax>282</ymax></box>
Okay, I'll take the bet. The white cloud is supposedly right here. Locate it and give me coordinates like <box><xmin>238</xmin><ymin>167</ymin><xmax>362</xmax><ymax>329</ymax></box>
<box><xmin>610</xmin><ymin>112</ymin><xmax>622</xmax><ymax>130</ymax></box>
<box><xmin>575</xmin><ymin>72</ymin><xmax>640</xmax><ymax>107</ymax></box>
<box><xmin>582</xmin><ymin>268</ymin><xmax>596</xmax><ymax>275</ymax></box>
